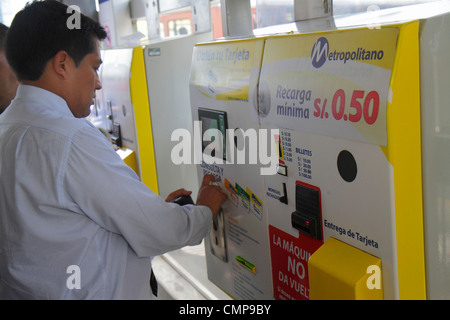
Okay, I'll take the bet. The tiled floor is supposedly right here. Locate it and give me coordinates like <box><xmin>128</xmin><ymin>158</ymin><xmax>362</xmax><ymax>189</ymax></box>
<box><xmin>152</xmin><ymin>242</ymin><xmax>231</xmax><ymax>300</ymax></box>
<box><xmin>152</xmin><ymin>255</ymin><xmax>207</xmax><ymax>300</ymax></box>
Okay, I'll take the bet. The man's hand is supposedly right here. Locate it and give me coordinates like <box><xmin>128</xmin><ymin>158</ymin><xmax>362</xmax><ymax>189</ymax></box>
<box><xmin>165</xmin><ymin>188</ymin><xmax>192</xmax><ymax>202</ymax></box>
<box><xmin>196</xmin><ymin>174</ymin><xmax>227</xmax><ymax>218</ymax></box>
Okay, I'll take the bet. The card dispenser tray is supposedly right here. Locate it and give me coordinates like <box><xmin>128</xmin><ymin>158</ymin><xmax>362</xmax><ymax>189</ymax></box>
<box><xmin>291</xmin><ymin>183</ymin><xmax>322</xmax><ymax>240</ymax></box>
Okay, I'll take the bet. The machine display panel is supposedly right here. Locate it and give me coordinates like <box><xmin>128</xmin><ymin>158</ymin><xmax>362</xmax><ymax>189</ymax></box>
<box><xmin>198</xmin><ymin>108</ymin><xmax>228</xmax><ymax>161</ymax></box>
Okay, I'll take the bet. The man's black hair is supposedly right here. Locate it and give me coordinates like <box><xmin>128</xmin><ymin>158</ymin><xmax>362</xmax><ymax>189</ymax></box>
<box><xmin>0</xmin><ymin>23</ymin><xmax>8</xmax><ymax>51</ymax></box>
<box><xmin>6</xmin><ymin>0</ymin><xmax>107</xmax><ymax>81</ymax></box>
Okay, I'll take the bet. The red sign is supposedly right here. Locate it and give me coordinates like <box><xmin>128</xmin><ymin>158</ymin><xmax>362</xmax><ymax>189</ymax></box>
<box><xmin>269</xmin><ymin>225</ymin><xmax>323</xmax><ymax>300</ymax></box>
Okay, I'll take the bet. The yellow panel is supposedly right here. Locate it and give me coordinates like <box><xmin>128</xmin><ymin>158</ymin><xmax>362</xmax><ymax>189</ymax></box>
<box><xmin>129</xmin><ymin>46</ymin><xmax>159</xmax><ymax>194</ymax></box>
<box><xmin>116</xmin><ymin>148</ymin><xmax>138</xmax><ymax>175</ymax></box>
<box><xmin>385</xmin><ymin>21</ymin><xmax>426</xmax><ymax>299</ymax></box>
<box><xmin>308</xmin><ymin>237</ymin><xmax>383</xmax><ymax>300</ymax></box>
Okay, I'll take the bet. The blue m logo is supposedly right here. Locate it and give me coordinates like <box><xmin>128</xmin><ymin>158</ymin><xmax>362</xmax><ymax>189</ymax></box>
<box><xmin>311</xmin><ymin>37</ymin><xmax>329</xmax><ymax>68</ymax></box>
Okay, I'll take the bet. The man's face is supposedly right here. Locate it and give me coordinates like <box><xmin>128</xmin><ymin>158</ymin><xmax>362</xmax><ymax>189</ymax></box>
<box><xmin>67</xmin><ymin>38</ymin><xmax>102</xmax><ymax>118</ymax></box>
<box><xmin>0</xmin><ymin>50</ymin><xmax>18</xmax><ymax>113</ymax></box>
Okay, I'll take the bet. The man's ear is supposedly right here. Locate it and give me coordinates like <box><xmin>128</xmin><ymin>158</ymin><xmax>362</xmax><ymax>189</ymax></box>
<box><xmin>52</xmin><ymin>51</ymin><xmax>72</xmax><ymax>80</ymax></box>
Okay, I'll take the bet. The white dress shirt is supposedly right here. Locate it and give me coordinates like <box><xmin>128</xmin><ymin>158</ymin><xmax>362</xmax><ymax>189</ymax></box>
<box><xmin>0</xmin><ymin>85</ymin><xmax>212</xmax><ymax>299</ymax></box>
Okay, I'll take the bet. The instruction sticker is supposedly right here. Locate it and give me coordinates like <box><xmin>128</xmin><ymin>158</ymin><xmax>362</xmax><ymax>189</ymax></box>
<box><xmin>269</xmin><ymin>225</ymin><xmax>323</xmax><ymax>300</ymax></box>
<box><xmin>224</xmin><ymin>178</ymin><xmax>239</xmax><ymax>207</ymax></box>
<box><xmin>191</xmin><ymin>40</ymin><xmax>264</xmax><ymax>102</ymax></box>
<box><xmin>247</xmin><ymin>187</ymin><xmax>263</xmax><ymax>221</ymax></box>
<box><xmin>257</xmin><ymin>28</ymin><xmax>399</xmax><ymax>146</ymax></box>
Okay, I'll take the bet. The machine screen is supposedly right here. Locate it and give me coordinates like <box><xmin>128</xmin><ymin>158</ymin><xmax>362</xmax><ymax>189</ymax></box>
<box><xmin>198</xmin><ymin>108</ymin><xmax>228</xmax><ymax>160</ymax></box>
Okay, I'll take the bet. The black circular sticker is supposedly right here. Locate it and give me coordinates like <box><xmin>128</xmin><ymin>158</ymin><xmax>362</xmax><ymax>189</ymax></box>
<box><xmin>337</xmin><ymin>150</ymin><xmax>357</xmax><ymax>182</ymax></box>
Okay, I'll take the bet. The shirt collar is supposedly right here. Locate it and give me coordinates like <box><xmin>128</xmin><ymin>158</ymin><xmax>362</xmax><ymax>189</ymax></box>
<box><xmin>15</xmin><ymin>84</ymin><xmax>75</xmax><ymax>118</ymax></box>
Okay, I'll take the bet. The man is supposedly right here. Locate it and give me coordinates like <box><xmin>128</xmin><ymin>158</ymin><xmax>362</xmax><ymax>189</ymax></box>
<box><xmin>0</xmin><ymin>23</ymin><xmax>18</xmax><ymax>114</ymax></box>
<box><xmin>0</xmin><ymin>1</ymin><xmax>227</xmax><ymax>299</ymax></box>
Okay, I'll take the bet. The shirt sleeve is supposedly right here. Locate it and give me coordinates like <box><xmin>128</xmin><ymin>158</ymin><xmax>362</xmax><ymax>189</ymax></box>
<box><xmin>62</xmin><ymin>124</ymin><xmax>212</xmax><ymax>258</ymax></box>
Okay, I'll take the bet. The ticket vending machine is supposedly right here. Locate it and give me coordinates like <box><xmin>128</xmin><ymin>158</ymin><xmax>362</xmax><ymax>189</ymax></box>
<box><xmin>191</xmin><ymin>2</ymin><xmax>450</xmax><ymax>300</ymax></box>
<box><xmin>143</xmin><ymin>33</ymin><xmax>211</xmax><ymax>200</ymax></box>
<box><xmin>416</xmin><ymin>3</ymin><xmax>450</xmax><ymax>300</ymax></box>
<box><xmin>190</xmin><ymin>38</ymin><xmax>275</xmax><ymax>299</ymax></box>
<box><xmin>88</xmin><ymin>47</ymin><xmax>159</xmax><ymax>192</ymax></box>
<box><xmin>259</xmin><ymin>25</ymin><xmax>413</xmax><ymax>300</ymax></box>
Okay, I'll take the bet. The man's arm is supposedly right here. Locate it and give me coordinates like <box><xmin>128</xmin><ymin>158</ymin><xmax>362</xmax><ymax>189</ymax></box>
<box><xmin>63</xmin><ymin>126</ymin><xmax>224</xmax><ymax>257</ymax></box>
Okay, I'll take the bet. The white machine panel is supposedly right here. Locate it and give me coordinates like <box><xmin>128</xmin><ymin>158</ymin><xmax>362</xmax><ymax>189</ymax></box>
<box><xmin>257</xmin><ymin>28</ymin><xmax>399</xmax><ymax>299</ymax></box>
<box><xmin>145</xmin><ymin>34</ymin><xmax>211</xmax><ymax>199</ymax></box>
<box><xmin>88</xmin><ymin>48</ymin><xmax>138</xmax><ymax>155</ymax></box>
<box><xmin>190</xmin><ymin>38</ymin><xmax>274</xmax><ymax>299</ymax></box>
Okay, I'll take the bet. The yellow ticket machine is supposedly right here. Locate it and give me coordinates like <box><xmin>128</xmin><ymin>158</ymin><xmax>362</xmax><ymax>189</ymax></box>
<box><xmin>190</xmin><ymin>2</ymin><xmax>450</xmax><ymax>300</ymax></box>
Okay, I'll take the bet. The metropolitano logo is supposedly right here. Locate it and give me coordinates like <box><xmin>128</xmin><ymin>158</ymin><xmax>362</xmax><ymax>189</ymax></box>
<box><xmin>311</xmin><ymin>35</ymin><xmax>385</xmax><ymax>69</ymax></box>
<box><xmin>311</xmin><ymin>37</ymin><xmax>329</xmax><ymax>68</ymax></box>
